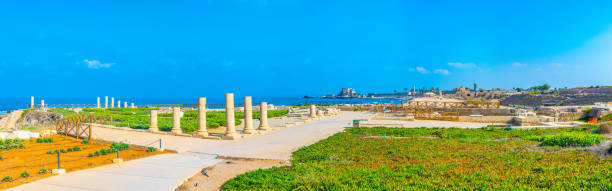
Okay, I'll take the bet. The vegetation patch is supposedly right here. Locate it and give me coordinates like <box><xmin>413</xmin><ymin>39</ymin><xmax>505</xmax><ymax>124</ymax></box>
<box><xmin>0</xmin><ymin>135</ymin><xmax>165</xmax><ymax>189</ymax></box>
<box><xmin>601</xmin><ymin>114</ymin><xmax>612</xmax><ymax>122</ymax></box>
<box><xmin>526</xmin><ymin>132</ymin><xmax>605</xmax><ymax>147</ymax></box>
<box><xmin>223</xmin><ymin>126</ymin><xmax>612</xmax><ymax>190</ymax></box>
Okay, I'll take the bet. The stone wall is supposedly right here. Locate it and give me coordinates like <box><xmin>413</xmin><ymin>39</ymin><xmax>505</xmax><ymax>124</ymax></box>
<box><xmin>457</xmin><ymin>116</ymin><xmax>514</xmax><ymax>123</ymax></box>
<box><xmin>512</xmin><ymin>116</ymin><xmax>555</xmax><ymax>126</ymax></box>
<box><xmin>557</xmin><ymin>112</ymin><xmax>584</xmax><ymax>121</ymax></box>
<box><xmin>435</xmin><ymin>108</ymin><xmax>517</xmax><ymax>116</ymax></box>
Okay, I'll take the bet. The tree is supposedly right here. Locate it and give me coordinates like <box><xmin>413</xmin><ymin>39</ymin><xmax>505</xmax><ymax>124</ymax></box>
<box><xmin>473</xmin><ymin>83</ymin><xmax>477</xmax><ymax>91</ymax></box>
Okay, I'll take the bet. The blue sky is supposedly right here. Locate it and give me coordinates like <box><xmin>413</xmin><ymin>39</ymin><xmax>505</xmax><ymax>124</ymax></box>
<box><xmin>1</xmin><ymin>0</ymin><xmax>612</xmax><ymax>98</ymax></box>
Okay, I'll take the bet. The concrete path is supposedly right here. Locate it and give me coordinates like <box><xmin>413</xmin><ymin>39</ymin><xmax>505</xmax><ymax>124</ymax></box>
<box><xmin>8</xmin><ymin>153</ymin><xmax>220</xmax><ymax>191</ymax></box>
<box><xmin>10</xmin><ymin>111</ymin><xmax>371</xmax><ymax>191</ymax></box>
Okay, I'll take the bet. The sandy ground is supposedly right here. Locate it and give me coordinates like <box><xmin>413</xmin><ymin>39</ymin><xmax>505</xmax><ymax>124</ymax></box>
<box><xmin>176</xmin><ymin>158</ymin><xmax>288</xmax><ymax>191</ymax></box>
<box><xmin>0</xmin><ymin>110</ymin><xmax>22</xmax><ymax>130</ymax></box>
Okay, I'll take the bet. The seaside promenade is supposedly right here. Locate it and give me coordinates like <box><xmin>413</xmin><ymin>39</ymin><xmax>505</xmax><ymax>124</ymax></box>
<box><xmin>8</xmin><ymin>111</ymin><xmax>372</xmax><ymax>191</ymax></box>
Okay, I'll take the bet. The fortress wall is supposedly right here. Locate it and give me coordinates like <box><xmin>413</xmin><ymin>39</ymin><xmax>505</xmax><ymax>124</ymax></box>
<box><xmin>457</xmin><ymin>116</ymin><xmax>514</xmax><ymax>124</ymax></box>
<box><xmin>435</xmin><ymin>108</ymin><xmax>517</xmax><ymax>116</ymax></box>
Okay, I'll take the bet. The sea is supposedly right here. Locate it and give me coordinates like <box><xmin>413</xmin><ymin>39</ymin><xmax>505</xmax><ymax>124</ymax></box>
<box><xmin>0</xmin><ymin>97</ymin><xmax>404</xmax><ymax>113</ymax></box>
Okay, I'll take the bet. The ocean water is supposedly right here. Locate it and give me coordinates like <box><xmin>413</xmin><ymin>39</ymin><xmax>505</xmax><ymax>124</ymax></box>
<box><xmin>0</xmin><ymin>97</ymin><xmax>403</xmax><ymax>112</ymax></box>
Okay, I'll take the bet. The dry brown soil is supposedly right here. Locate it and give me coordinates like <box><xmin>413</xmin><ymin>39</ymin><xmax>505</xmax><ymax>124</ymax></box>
<box><xmin>0</xmin><ymin>135</ymin><xmax>166</xmax><ymax>189</ymax></box>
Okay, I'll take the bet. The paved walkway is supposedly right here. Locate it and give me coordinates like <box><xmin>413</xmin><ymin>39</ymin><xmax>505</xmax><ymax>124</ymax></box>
<box><xmin>10</xmin><ymin>111</ymin><xmax>371</xmax><ymax>191</ymax></box>
<box><xmin>8</xmin><ymin>153</ymin><xmax>220</xmax><ymax>191</ymax></box>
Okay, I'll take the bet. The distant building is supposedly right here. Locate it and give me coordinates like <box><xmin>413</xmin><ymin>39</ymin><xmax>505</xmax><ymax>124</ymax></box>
<box><xmin>338</xmin><ymin>88</ymin><xmax>358</xmax><ymax>98</ymax></box>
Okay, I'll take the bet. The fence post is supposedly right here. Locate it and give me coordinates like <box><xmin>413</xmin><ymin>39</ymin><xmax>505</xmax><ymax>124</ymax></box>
<box><xmin>159</xmin><ymin>138</ymin><xmax>162</xmax><ymax>150</ymax></box>
<box><xmin>89</xmin><ymin>124</ymin><xmax>92</xmax><ymax>141</ymax></box>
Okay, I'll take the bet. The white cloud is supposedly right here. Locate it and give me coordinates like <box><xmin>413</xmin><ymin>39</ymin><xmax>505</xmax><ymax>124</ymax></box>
<box><xmin>434</xmin><ymin>69</ymin><xmax>450</xmax><ymax>75</ymax></box>
<box><xmin>512</xmin><ymin>62</ymin><xmax>527</xmax><ymax>67</ymax></box>
<box><xmin>448</xmin><ymin>62</ymin><xmax>476</xmax><ymax>68</ymax></box>
<box><xmin>415</xmin><ymin>67</ymin><xmax>429</xmax><ymax>74</ymax></box>
<box><xmin>83</xmin><ymin>59</ymin><xmax>114</xmax><ymax>69</ymax></box>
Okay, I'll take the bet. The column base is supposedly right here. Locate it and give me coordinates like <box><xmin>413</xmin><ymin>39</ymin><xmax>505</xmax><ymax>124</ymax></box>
<box><xmin>113</xmin><ymin>158</ymin><xmax>124</xmax><ymax>163</ymax></box>
<box><xmin>257</xmin><ymin>126</ymin><xmax>270</xmax><ymax>131</ymax></box>
<box><xmin>196</xmin><ymin>131</ymin><xmax>209</xmax><ymax>137</ymax></box>
<box><xmin>222</xmin><ymin>133</ymin><xmax>241</xmax><ymax>140</ymax></box>
<box><xmin>171</xmin><ymin>128</ymin><xmax>182</xmax><ymax>134</ymax></box>
<box><xmin>243</xmin><ymin>129</ymin><xmax>256</xmax><ymax>134</ymax></box>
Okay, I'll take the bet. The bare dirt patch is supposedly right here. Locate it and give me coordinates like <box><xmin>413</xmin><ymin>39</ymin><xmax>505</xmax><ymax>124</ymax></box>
<box><xmin>176</xmin><ymin>158</ymin><xmax>289</xmax><ymax>191</ymax></box>
<box><xmin>0</xmin><ymin>135</ymin><xmax>166</xmax><ymax>189</ymax></box>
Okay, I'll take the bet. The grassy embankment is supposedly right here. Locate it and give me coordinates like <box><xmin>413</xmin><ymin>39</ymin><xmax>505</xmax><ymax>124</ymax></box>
<box><xmin>47</xmin><ymin>108</ymin><xmax>288</xmax><ymax>133</ymax></box>
<box><xmin>223</xmin><ymin>125</ymin><xmax>612</xmax><ymax>190</ymax></box>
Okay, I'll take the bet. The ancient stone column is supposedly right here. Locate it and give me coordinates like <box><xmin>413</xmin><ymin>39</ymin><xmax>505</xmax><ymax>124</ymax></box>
<box><xmin>258</xmin><ymin>102</ymin><xmax>269</xmax><ymax>130</ymax></box>
<box><xmin>131</xmin><ymin>103</ymin><xmax>135</xmax><ymax>108</ymax></box>
<box><xmin>111</xmin><ymin>97</ymin><xmax>115</xmax><ymax>108</ymax></box>
<box><xmin>41</xmin><ymin>100</ymin><xmax>45</xmax><ymax>111</ymax></box>
<box><xmin>222</xmin><ymin>93</ymin><xmax>238</xmax><ymax>139</ymax></box>
<box><xmin>149</xmin><ymin>110</ymin><xmax>158</xmax><ymax>132</ymax></box>
<box><xmin>105</xmin><ymin>96</ymin><xmax>109</xmax><ymax>108</ymax></box>
<box><xmin>171</xmin><ymin>107</ymin><xmax>182</xmax><ymax>134</ymax></box>
<box><xmin>124</xmin><ymin>102</ymin><xmax>127</xmax><ymax>108</ymax></box>
<box><xmin>197</xmin><ymin>97</ymin><xmax>208</xmax><ymax>137</ymax></box>
<box><xmin>243</xmin><ymin>96</ymin><xmax>255</xmax><ymax>134</ymax></box>
<box><xmin>310</xmin><ymin>105</ymin><xmax>317</xmax><ymax>118</ymax></box>
<box><xmin>31</xmin><ymin>96</ymin><xmax>34</xmax><ymax>109</ymax></box>
<box><xmin>97</xmin><ymin>97</ymin><xmax>101</xmax><ymax>108</ymax></box>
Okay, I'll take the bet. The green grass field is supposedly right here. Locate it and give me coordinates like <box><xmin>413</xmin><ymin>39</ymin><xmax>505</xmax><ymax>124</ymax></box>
<box><xmin>222</xmin><ymin>125</ymin><xmax>612</xmax><ymax>190</ymax></box>
<box><xmin>49</xmin><ymin>108</ymin><xmax>288</xmax><ymax>133</ymax></box>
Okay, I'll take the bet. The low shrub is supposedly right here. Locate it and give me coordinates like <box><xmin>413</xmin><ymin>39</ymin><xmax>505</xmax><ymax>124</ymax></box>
<box><xmin>2</xmin><ymin>176</ymin><xmax>13</xmax><ymax>182</ymax></box>
<box><xmin>36</xmin><ymin>138</ymin><xmax>53</xmax><ymax>143</ymax></box>
<box><xmin>601</xmin><ymin>114</ymin><xmax>612</xmax><ymax>122</ymax></box>
<box><xmin>20</xmin><ymin>171</ymin><xmax>29</xmax><ymax>178</ymax></box>
<box><xmin>39</xmin><ymin>168</ymin><xmax>48</xmax><ymax>174</ymax></box>
<box><xmin>527</xmin><ymin>132</ymin><xmax>605</xmax><ymax>147</ymax></box>
<box><xmin>146</xmin><ymin>147</ymin><xmax>157</xmax><ymax>152</ymax></box>
<box><xmin>111</xmin><ymin>143</ymin><xmax>129</xmax><ymax>151</ymax></box>
<box><xmin>81</xmin><ymin>139</ymin><xmax>89</xmax><ymax>145</ymax></box>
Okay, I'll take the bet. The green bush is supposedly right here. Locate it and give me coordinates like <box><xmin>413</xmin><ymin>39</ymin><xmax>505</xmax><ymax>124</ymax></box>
<box><xmin>81</xmin><ymin>139</ymin><xmax>89</xmax><ymax>145</ymax></box>
<box><xmin>39</xmin><ymin>168</ymin><xmax>48</xmax><ymax>174</ymax></box>
<box><xmin>2</xmin><ymin>176</ymin><xmax>13</xmax><ymax>182</ymax></box>
<box><xmin>36</xmin><ymin>138</ymin><xmax>53</xmax><ymax>143</ymax></box>
<box><xmin>601</xmin><ymin>114</ymin><xmax>612</xmax><ymax>122</ymax></box>
<box><xmin>20</xmin><ymin>171</ymin><xmax>29</xmax><ymax>178</ymax></box>
<box><xmin>111</xmin><ymin>143</ymin><xmax>129</xmax><ymax>151</ymax></box>
<box><xmin>526</xmin><ymin>132</ymin><xmax>605</xmax><ymax>147</ymax></box>
<box><xmin>146</xmin><ymin>147</ymin><xmax>157</xmax><ymax>152</ymax></box>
